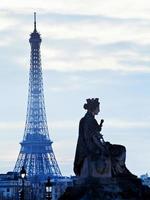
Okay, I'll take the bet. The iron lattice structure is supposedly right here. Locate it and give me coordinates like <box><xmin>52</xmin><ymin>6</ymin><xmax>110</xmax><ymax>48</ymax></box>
<box><xmin>14</xmin><ymin>13</ymin><xmax>62</xmax><ymax>179</ymax></box>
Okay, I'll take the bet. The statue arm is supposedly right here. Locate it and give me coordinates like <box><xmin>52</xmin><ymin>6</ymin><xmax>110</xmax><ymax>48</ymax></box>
<box><xmin>92</xmin><ymin>133</ymin><xmax>105</xmax><ymax>151</ymax></box>
<box><xmin>83</xmin><ymin>118</ymin><xmax>100</xmax><ymax>154</ymax></box>
<box><xmin>83</xmin><ymin>118</ymin><xmax>104</xmax><ymax>154</ymax></box>
<box><xmin>95</xmin><ymin>119</ymin><xmax>103</xmax><ymax>132</ymax></box>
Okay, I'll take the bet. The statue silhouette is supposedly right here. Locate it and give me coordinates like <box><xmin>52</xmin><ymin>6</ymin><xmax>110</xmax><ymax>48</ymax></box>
<box><xmin>74</xmin><ymin>98</ymin><xmax>136</xmax><ymax>178</ymax></box>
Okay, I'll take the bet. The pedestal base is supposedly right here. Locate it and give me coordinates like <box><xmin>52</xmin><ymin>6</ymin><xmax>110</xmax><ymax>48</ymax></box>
<box><xmin>58</xmin><ymin>177</ymin><xmax>150</xmax><ymax>200</ymax></box>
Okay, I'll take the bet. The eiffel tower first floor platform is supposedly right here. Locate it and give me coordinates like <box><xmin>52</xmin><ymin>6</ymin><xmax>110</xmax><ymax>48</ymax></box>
<box><xmin>14</xmin><ymin>138</ymin><xmax>62</xmax><ymax>180</ymax></box>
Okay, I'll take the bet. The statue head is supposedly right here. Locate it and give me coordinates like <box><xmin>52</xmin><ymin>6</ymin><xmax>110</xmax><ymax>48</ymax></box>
<box><xmin>83</xmin><ymin>98</ymin><xmax>100</xmax><ymax>115</ymax></box>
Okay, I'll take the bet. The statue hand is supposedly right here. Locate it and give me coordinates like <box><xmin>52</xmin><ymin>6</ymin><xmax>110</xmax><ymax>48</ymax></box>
<box><xmin>99</xmin><ymin>133</ymin><xmax>103</xmax><ymax>139</ymax></box>
<box><xmin>99</xmin><ymin>119</ymin><xmax>104</xmax><ymax>132</ymax></box>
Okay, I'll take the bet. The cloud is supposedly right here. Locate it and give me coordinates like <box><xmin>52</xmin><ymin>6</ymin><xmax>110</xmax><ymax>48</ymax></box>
<box><xmin>0</xmin><ymin>121</ymin><xmax>24</xmax><ymax>131</ymax></box>
<box><xmin>1</xmin><ymin>10</ymin><xmax>150</xmax><ymax>73</ymax></box>
<box><xmin>1</xmin><ymin>0</ymin><xmax>150</xmax><ymax>19</ymax></box>
<box><xmin>48</xmin><ymin>120</ymin><xmax>78</xmax><ymax>130</ymax></box>
<box><xmin>33</xmin><ymin>14</ymin><xmax>150</xmax><ymax>72</ymax></box>
<box><xmin>0</xmin><ymin>12</ymin><xmax>19</xmax><ymax>31</ymax></box>
<box><xmin>106</xmin><ymin>119</ymin><xmax>150</xmax><ymax>129</ymax></box>
<box><xmin>42</xmin><ymin>53</ymin><xmax>150</xmax><ymax>73</ymax></box>
<box><xmin>38</xmin><ymin>16</ymin><xmax>150</xmax><ymax>45</ymax></box>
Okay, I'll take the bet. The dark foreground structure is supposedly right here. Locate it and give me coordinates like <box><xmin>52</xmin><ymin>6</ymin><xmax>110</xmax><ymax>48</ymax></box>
<box><xmin>58</xmin><ymin>177</ymin><xmax>150</xmax><ymax>200</ymax></box>
<box><xmin>59</xmin><ymin>98</ymin><xmax>150</xmax><ymax>200</ymax></box>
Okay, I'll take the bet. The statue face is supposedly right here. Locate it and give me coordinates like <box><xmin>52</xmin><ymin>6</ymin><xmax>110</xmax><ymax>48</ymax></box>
<box><xmin>93</xmin><ymin>106</ymin><xmax>100</xmax><ymax>115</ymax></box>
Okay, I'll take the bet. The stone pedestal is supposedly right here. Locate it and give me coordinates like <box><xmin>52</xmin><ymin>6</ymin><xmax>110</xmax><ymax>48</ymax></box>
<box><xmin>58</xmin><ymin>177</ymin><xmax>150</xmax><ymax>200</ymax></box>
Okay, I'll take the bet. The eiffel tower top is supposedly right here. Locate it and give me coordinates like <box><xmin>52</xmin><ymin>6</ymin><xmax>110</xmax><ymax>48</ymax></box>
<box><xmin>29</xmin><ymin>12</ymin><xmax>41</xmax><ymax>45</ymax></box>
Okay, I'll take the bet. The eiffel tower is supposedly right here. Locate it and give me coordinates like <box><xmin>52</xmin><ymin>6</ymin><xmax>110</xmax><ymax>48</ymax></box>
<box><xmin>14</xmin><ymin>13</ymin><xmax>62</xmax><ymax>179</ymax></box>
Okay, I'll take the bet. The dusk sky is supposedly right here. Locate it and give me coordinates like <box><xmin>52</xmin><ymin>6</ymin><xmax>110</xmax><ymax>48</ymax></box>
<box><xmin>0</xmin><ymin>0</ymin><xmax>150</xmax><ymax>177</ymax></box>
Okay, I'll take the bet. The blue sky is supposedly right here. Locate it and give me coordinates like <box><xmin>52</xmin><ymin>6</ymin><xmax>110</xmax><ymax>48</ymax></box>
<box><xmin>0</xmin><ymin>0</ymin><xmax>150</xmax><ymax>176</ymax></box>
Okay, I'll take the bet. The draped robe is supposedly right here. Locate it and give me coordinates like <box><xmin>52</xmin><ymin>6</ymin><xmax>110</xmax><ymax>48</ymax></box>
<box><xmin>74</xmin><ymin>112</ymin><xmax>127</xmax><ymax>177</ymax></box>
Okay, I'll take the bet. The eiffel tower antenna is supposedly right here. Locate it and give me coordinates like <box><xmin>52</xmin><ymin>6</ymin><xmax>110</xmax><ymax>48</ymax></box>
<box><xmin>34</xmin><ymin>12</ymin><xmax>37</xmax><ymax>31</ymax></box>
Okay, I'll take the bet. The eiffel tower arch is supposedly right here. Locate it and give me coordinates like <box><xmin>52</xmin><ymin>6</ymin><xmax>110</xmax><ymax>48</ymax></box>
<box><xmin>14</xmin><ymin>13</ymin><xmax>62</xmax><ymax>180</ymax></box>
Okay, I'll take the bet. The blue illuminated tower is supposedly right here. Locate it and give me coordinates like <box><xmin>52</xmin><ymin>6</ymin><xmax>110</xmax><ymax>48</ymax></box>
<box><xmin>14</xmin><ymin>13</ymin><xmax>62</xmax><ymax>179</ymax></box>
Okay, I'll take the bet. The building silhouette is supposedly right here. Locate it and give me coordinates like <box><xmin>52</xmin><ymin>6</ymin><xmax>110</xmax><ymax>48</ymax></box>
<box><xmin>14</xmin><ymin>13</ymin><xmax>62</xmax><ymax>181</ymax></box>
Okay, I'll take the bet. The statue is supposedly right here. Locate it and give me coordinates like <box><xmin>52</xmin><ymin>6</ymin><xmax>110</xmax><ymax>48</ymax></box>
<box><xmin>74</xmin><ymin>98</ymin><xmax>136</xmax><ymax>178</ymax></box>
